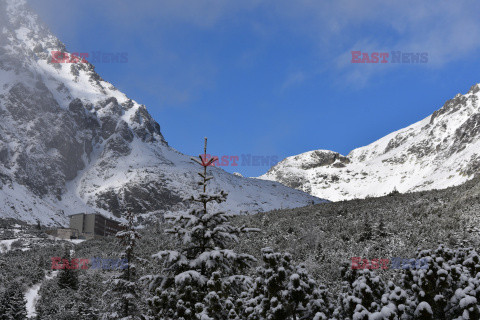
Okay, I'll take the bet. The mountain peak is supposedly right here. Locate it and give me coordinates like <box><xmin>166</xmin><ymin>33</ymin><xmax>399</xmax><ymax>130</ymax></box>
<box><xmin>0</xmin><ymin>0</ymin><xmax>322</xmax><ymax>225</ymax></box>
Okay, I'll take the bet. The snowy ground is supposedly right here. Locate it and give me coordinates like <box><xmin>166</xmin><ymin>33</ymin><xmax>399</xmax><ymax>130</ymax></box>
<box><xmin>0</xmin><ymin>230</ymin><xmax>86</xmax><ymax>254</ymax></box>
<box><xmin>23</xmin><ymin>238</ymin><xmax>80</xmax><ymax>317</ymax></box>
<box><xmin>0</xmin><ymin>238</ymin><xmax>17</xmax><ymax>253</ymax></box>
<box><xmin>25</xmin><ymin>271</ymin><xmax>59</xmax><ymax>318</ymax></box>
<box><xmin>0</xmin><ymin>235</ymin><xmax>79</xmax><ymax>254</ymax></box>
<box><xmin>46</xmin><ymin>234</ymin><xmax>86</xmax><ymax>244</ymax></box>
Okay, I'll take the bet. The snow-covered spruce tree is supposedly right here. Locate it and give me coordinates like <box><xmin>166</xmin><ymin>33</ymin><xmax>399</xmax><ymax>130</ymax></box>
<box><xmin>33</xmin><ymin>254</ymin><xmax>47</xmax><ymax>283</ymax></box>
<box><xmin>243</xmin><ymin>247</ymin><xmax>332</xmax><ymax>320</ymax></box>
<box><xmin>75</xmin><ymin>274</ymin><xmax>101</xmax><ymax>320</ymax></box>
<box><xmin>57</xmin><ymin>247</ymin><xmax>79</xmax><ymax>290</ymax></box>
<box><xmin>400</xmin><ymin>245</ymin><xmax>480</xmax><ymax>320</ymax></box>
<box><xmin>0</xmin><ymin>282</ymin><xmax>27</xmax><ymax>320</ymax></box>
<box><xmin>378</xmin><ymin>281</ymin><xmax>414</xmax><ymax>320</ymax></box>
<box><xmin>332</xmin><ymin>262</ymin><xmax>386</xmax><ymax>319</ymax></box>
<box><xmin>146</xmin><ymin>138</ymin><xmax>259</xmax><ymax>320</ymax></box>
<box><xmin>102</xmin><ymin>210</ymin><xmax>142</xmax><ymax>320</ymax></box>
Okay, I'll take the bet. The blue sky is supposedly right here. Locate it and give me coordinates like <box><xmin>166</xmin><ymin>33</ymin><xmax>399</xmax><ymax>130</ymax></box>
<box><xmin>31</xmin><ymin>0</ymin><xmax>480</xmax><ymax>176</ymax></box>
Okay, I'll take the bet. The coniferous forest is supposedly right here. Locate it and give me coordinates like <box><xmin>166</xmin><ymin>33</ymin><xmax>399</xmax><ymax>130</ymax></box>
<box><xmin>1</xmin><ymin>138</ymin><xmax>480</xmax><ymax>319</ymax></box>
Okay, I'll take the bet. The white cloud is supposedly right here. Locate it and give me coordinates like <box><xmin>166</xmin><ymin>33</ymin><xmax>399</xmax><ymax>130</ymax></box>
<box><xmin>281</xmin><ymin>71</ymin><xmax>306</xmax><ymax>90</ymax></box>
<box><xmin>266</xmin><ymin>0</ymin><xmax>480</xmax><ymax>84</ymax></box>
<box><xmin>29</xmin><ymin>0</ymin><xmax>480</xmax><ymax>89</ymax></box>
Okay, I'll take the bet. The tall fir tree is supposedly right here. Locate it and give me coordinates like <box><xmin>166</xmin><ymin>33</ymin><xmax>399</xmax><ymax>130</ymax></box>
<box><xmin>102</xmin><ymin>210</ymin><xmax>142</xmax><ymax>320</ymax></box>
<box><xmin>146</xmin><ymin>137</ymin><xmax>259</xmax><ymax>320</ymax></box>
<box><xmin>57</xmin><ymin>246</ymin><xmax>79</xmax><ymax>290</ymax></box>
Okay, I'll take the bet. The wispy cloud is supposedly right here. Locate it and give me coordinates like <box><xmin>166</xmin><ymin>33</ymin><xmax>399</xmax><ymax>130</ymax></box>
<box><xmin>281</xmin><ymin>71</ymin><xmax>306</xmax><ymax>90</ymax></box>
<box><xmin>270</xmin><ymin>0</ymin><xmax>480</xmax><ymax>82</ymax></box>
<box><xmin>30</xmin><ymin>0</ymin><xmax>480</xmax><ymax>91</ymax></box>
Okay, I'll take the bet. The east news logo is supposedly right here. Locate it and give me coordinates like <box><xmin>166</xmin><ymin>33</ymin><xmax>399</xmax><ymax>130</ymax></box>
<box><xmin>51</xmin><ymin>257</ymin><xmax>128</xmax><ymax>270</ymax></box>
<box><xmin>351</xmin><ymin>257</ymin><xmax>429</xmax><ymax>269</ymax></box>
<box><xmin>351</xmin><ymin>51</ymin><xmax>428</xmax><ymax>64</ymax></box>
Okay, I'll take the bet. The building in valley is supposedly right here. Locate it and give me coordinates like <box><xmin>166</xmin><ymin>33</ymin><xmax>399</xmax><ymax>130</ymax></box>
<box><xmin>69</xmin><ymin>213</ymin><xmax>123</xmax><ymax>239</ymax></box>
<box><xmin>44</xmin><ymin>228</ymin><xmax>79</xmax><ymax>240</ymax></box>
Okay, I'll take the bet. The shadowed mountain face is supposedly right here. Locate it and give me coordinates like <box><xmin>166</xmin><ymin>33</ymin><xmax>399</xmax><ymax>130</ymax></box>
<box><xmin>259</xmin><ymin>86</ymin><xmax>480</xmax><ymax>201</ymax></box>
<box><xmin>0</xmin><ymin>0</ymin><xmax>323</xmax><ymax>225</ymax></box>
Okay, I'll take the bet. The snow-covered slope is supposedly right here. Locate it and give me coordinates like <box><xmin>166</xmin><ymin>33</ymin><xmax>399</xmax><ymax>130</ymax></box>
<box><xmin>0</xmin><ymin>0</ymin><xmax>323</xmax><ymax>225</ymax></box>
<box><xmin>259</xmin><ymin>87</ymin><xmax>480</xmax><ymax>201</ymax></box>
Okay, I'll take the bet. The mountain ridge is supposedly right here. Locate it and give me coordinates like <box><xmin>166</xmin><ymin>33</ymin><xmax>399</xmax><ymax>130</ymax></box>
<box><xmin>0</xmin><ymin>0</ymin><xmax>323</xmax><ymax>225</ymax></box>
<box><xmin>259</xmin><ymin>83</ymin><xmax>480</xmax><ymax>201</ymax></box>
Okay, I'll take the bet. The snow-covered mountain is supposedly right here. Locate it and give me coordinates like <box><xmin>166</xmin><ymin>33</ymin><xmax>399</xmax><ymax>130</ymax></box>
<box><xmin>0</xmin><ymin>0</ymin><xmax>323</xmax><ymax>225</ymax></box>
<box><xmin>259</xmin><ymin>86</ymin><xmax>480</xmax><ymax>201</ymax></box>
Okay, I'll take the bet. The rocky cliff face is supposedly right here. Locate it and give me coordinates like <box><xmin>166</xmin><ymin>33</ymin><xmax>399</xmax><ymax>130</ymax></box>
<box><xmin>0</xmin><ymin>0</ymin><xmax>323</xmax><ymax>225</ymax></box>
<box><xmin>259</xmin><ymin>86</ymin><xmax>480</xmax><ymax>201</ymax></box>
